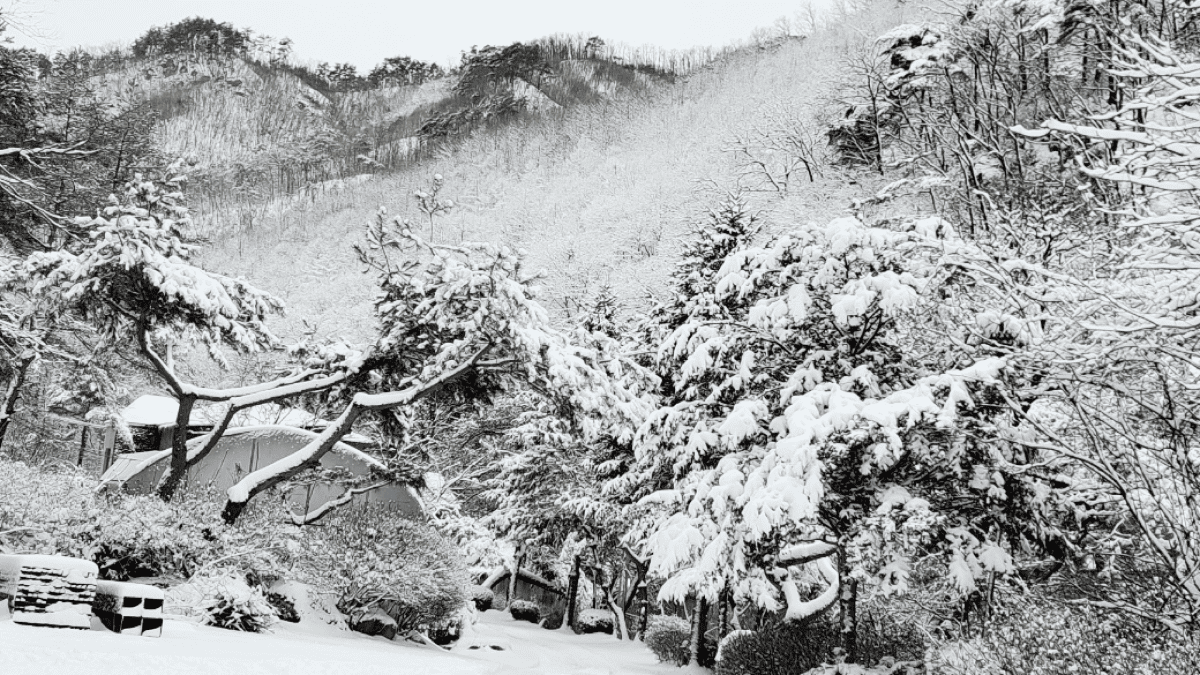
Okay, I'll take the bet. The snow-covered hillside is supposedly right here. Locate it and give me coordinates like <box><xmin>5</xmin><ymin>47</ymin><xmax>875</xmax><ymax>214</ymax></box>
<box><xmin>198</xmin><ymin>10</ymin><xmax>919</xmax><ymax>342</ymax></box>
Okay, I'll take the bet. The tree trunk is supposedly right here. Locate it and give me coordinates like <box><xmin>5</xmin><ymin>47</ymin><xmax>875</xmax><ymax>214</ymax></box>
<box><xmin>566</xmin><ymin>554</ymin><xmax>581</xmax><ymax>631</ymax></box>
<box><xmin>508</xmin><ymin>545</ymin><xmax>523</xmax><ymax>608</ymax></box>
<box><xmin>156</xmin><ymin>394</ymin><xmax>196</xmax><ymax>501</ymax></box>
<box><xmin>690</xmin><ymin>596</ymin><xmax>711</xmax><ymax>667</ymax></box>
<box><xmin>622</xmin><ymin>554</ymin><xmax>648</xmax><ymax>640</ymax></box>
<box><xmin>76</xmin><ymin>426</ymin><xmax>88</xmax><ymax>467</ymax></box>
<box><xmin>605</xmin><ymin>584</ymin><xmax>631</xmax><ymax>641</ymax></box>
<box><xmin>839</xmin><ymin>552</ymin><xmax>859</xmax><ymax>664</ymax></box>
<box><xmin>718</xmin><ymin>585</ymin><xmax>731</xmax><ymax>642</ymax></box>
<box><xmin>0</xmin><ymin>354</ymin><xmax>34</xmax><ymax>454</ymax></box>
<box><xmin>220</xmin><ymin>400</ymin><xmax>364</xmax><ymax>524</ymax></box>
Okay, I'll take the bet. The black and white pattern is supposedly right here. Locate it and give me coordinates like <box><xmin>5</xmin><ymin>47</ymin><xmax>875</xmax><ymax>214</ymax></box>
<box><xmin>0</xmin><ymin>555</ymin><xmax>98</xmax><ymax>629</ymax></box>
<box><xmin>92</xmin><ymin>580</ymin><xmax>165</xmax><ymax>637</ymax></box>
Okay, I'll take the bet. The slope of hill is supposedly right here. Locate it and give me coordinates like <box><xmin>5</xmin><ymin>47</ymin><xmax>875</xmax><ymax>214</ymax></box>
<box><xmin>191</xmin><ymin>4</ymin><xmax>923</xmax><ymax>342</ymax></box>
<box><xmin>77</xmin><ymin>38</ymin><xmax>684</xmax><ymax>237</ymax></box>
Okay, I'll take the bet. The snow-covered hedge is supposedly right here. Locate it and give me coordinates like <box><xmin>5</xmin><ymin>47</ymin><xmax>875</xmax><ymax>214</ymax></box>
<box><xmin>508</xmin><ymin>599</ymin><xmax>540</xmax><ymax>623</ymax></box>
<box><xmin>716</xmin><ymin>620</ymin><xmax>839</xmax><ymax>675</ymax></box>
<box><xmin>930</xmin><ymin>598</ymin><xmax>1200</xmax><ymax>675</ymax></box>
<box><xmin>308</xmin><ymin>506</ymin><xmax>467</xmax><ymax>634</ymax></box>
<box><xmin>0</xmin><ymin>459</ymin><xmax>297</xmax><ymax>580</ymax></box>
<box><xmin>193</xmin><ymin>570</ymin><xmax>278</xmax><ymax>632</ymax></box>
<box><xmin>577</xmin><ymin>608</ymin><xmax>614</xmax><ymax>634</ymax></box>
<box><xmin>645</xmin><ymin>615</ymin><xmax>690</xmax><ymax>665</ymax></box>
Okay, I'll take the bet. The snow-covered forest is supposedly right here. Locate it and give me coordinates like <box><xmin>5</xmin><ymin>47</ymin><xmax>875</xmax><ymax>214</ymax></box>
<box><xmin>3</xmin><ymin>1</ymin><xmax>1200</xmax><ymax>673</ymax></box>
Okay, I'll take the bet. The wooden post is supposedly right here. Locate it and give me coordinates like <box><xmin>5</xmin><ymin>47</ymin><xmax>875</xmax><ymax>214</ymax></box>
<box><xmin>638</xmin><ymin>581</ymin><xmax>650</xmax><ymax>640</ymax></box>
<box><xmin>101</xmin><ymin>426</ymin><xmax>116</xmax><ymax>472</ymax></box>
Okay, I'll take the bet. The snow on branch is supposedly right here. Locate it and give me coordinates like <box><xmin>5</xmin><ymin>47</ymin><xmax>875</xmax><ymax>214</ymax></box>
<box><xmin>778</xmin><ymin>541</ymin><xmax>838</xmax><ymax>566</ymax></box>
<box><xmin>289</xmin><ymin>481</ymin><xmax>392</xmax><ymax>525</ymax></box>
<box><xmin>781</xmin><ymin>555</ymin><xmax>839</xmax><ymax>622</ymax></box>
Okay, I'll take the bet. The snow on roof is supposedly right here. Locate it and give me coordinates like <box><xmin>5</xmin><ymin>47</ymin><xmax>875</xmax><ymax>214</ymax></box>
<box><xmin>217</xmin><ymin>425</ymin><xmax>386</xmax><ymax>470</ymax></box>
<box><xmin>123</xmin><ymin>396</ymin><xmax>374</xmax><ymax>445</ymax></box>
<box><xmin>98</xmin><ymin>452</ymin><xmax>164</xmax><ymax>485</ymax></box>
<box><xmin>107</xmin><ymin>424</ymin><xmax>390</xmax><ymax>486</ymax></box>
<box><xmin>480</xmin><ymin>566</ymin><xmax>561</xmax><ymax>593</ymax></box>
<box><xmin>122</xmin><ymin>395</ymin><xmax>180</xmax><ymax>427</ymax></box>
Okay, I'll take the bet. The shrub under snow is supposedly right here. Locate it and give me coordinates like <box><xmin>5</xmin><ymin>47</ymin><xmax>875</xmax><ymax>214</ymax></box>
<box><xmin>193</xmin><ymin>571</ymin><xmax>279</xmax><ymax>632</ymax></box>
<box><xmin>577</xmin><ymin>608</ymin><xmax>614</xmax><ymax>634</ymax></box>
<box><xmin>469</xmin><ymin>585</ymin><xmax>494</xmax><ymax>611</ymax></box>
<box><xmin>645</xmin><ymin>615</ymin><xmax>691</xmax><ymax>665</ymax></box>
<box><xmin>930</xmin><ymin>597</ymin><xmax>1200</xmax><ymax>675</ymax></box>
<box><xmin>717</xmin><ymin>620</ymin><xmax>840</xmax><ymax>675</ymax></box>
<box><xmin>508</xmin><ymin>599</ymin><xmax>540</xmax><ymax>623</ymax></box>
<box><xmin>0</xmin><ymin>459</ymin><xmax>297</xmax><ymax>581</ymax></box>
<box><xmin>304</xmin><ymin>505</ymin><xmax>467</xmax><ymax>634</ymax></box>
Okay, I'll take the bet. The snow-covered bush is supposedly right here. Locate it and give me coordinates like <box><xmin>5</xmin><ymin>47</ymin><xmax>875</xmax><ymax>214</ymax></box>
<box><xmin>645</xmin><ymin>615</ymin><xmax>691</xmax><ymax>665</ymax></box>
<box><xmin>264</xmin><ymin>590</ymin><xmax>300</xmax><ymax>623</ymax></box>
<box><xmin>508</xmin><ymin>599</ymin><xmax>540</xmax><ymax>623</ymax></box>
<box><xmin>0</xmin><ymin>459</ymin><xmax>297</xmax><ymax>580</ymax></box>
<box><xmin>193</xmin><ymin>570</ymin><xmax>279</xmax><ymax>632</ymax></box>
<box><xmin>0</xmin><ymin>460</ymin><xmax>94</xmax><ymax>555</ymax></box>
<box><xmin>577</xmin><ymin>608</ymin><xmax>614</xmax><ymax>634</ymax></box>
<box><xmin>930</xmin><ymin>597</ymin><xmax>1200</xmax><ymax>675</ymax></box>
<box><xmin>716</xmin><ymin>620</ymin><xmax>840</xmax><ymax>675</ymax></box>
<box><xmin>468</xmin><ymin>585</ymin><xmax>494</xmax><ymax>611</ymax></box>
<box><xmin>306</xmin><ymin>506</ymin><xmax>467</xmax><ymax>633</ymax></box>
<box><xmin>855</xmin><ymin>605</ymin><xmax>928</xmax><ymax>666</ymax></box>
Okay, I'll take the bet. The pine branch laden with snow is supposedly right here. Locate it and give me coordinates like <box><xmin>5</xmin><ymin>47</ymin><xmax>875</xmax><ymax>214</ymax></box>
<box><xmin>12</xmin><ymin>175</ymin><xmax>384</xmax><ymax>500</ymax></box>
<box><xmin>20</xmin><ymin>176</ymin><xmax>283</xmax><ymax>359</ymax></box>
<box><xmin>221</xmin><ymin>219</ymin><xmax>651</xmax><ymax>523</ymax></box>
<box><xmin>619</xmin><ymin>207</ymin><xmax>1041</xmax><ymax>620</ymax></box>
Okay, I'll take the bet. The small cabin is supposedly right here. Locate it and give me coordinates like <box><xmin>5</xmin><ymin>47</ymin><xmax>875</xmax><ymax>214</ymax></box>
<box><xmin>480</xmin><ymin>567</ymin><xmax>566</xmax><ymax>612</ymax></box>
<box><xmin>99</xmin><ymin>395</ymin><xmax>423</xmax><ymax>519</ymax></box>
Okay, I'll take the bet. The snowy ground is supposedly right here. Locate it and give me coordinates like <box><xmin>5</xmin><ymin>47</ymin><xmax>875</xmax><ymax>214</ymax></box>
<box><xmin>0</xmin><ymin>606</ymin><xmax>685</xmax><ymax>675</ymax></box>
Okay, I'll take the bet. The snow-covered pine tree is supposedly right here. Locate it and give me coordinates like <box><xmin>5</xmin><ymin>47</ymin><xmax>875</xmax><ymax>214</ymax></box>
<box><xmin>472</xmin><ymin>288</ymin><xmax>655</xmax><ymax>637</ymax></box>
<box><xmin>17</xmin><ymin>174</ymin><xmax>355</xmax><ymax>500</ymax></box>
<box><xmin>620</xmin><ymin>202</ymin><xmax>1058</xmax><ymax>662</ymax></box>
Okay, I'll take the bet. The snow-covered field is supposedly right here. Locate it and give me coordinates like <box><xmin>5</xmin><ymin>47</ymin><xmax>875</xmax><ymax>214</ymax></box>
<box><xmin>0</xmin><ymin>607</ymin><xmax>683</xmax><ymax>675</ymax></box>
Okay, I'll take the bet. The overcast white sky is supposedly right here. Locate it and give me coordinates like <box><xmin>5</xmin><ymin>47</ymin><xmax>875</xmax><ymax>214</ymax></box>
<box><xmin>4</xmin><ymin>0</ymin><xmax>821</xmax><ymax>71</ymax></box>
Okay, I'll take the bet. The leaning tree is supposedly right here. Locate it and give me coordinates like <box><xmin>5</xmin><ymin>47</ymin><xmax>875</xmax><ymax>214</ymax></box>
<box><xmin>17</xmin><ymin>173</ymin><xmax>355</xmax><ymax>499</ymax></box>
<box><xmin>218</xmin><ymin>209</ymin><xmax>651</xmax><ymax>524</ymax></box>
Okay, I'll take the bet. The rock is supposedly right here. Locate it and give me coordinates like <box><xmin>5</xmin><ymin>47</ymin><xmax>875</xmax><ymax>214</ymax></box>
<box><xmin>349</xmin><ymin>608</ymin><xmax>398</xmax><ymax>640</ymax></box>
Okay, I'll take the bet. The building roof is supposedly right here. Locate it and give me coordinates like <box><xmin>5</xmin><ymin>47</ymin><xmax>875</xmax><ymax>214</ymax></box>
<box><xmin>121</xmin><ymin>395</ymin><xmax>373</xmax><ymax>445</ymax></box>
<box><xmin>121</xmin><ymin>395</ymin><xmax>178</xmax><ymax>427</ymax></box>
<box><xmin>481</xmin><ymin>566</ymin><xmax>562</xmax><ymax>594</ymax></box>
